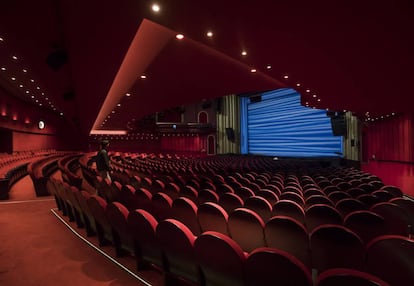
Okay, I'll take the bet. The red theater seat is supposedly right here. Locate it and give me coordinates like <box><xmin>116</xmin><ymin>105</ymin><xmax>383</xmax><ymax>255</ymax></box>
<box><xmin>245</xmin><ymin>247</ymin><xmax>313</xmax><ymax>286</ymax></box>
<box><xmin>197</xmin><ymin>202</ymin><xmax>229</xmax><ymax>236</ymax></box>
<box><xmin>244</xmin><ymin>196</ymin><xmax>273</xmax><ymax>222</ymax></box>
<box><xmin>335</xmin><ymin>198</ymin><xmax>366</xmax><ymax>217</ymax></box>
<box><xmin>127</xmin><ymin>209</ymin><xmax>162</xmax><ymax>270</ymax></box>
<box><xmin>151</xmin><ymin>192</ymin><xmax>173</xmax><ymax>221</ymax></box>
<box><xmin>87</xmin><ymin>195</ymin><xmax>113</xmax><ymax>246</ymax></box>
<box><xmin>305</xmin><ymin>204</ymin><xmax>343</xmax><ymax>232</ymax></box>
<box><xmin>316</xmin><ymin>268</ymin><xmax>390</xmax><ymax>286</ymax></box>
<box><xmin>171</xmin><ymin>197</ymin><xmax>201</xmax><ymax>236</ymax></box>
<box><xmin>228</xmin><ymin>208</ymin><xmax>265</xmax><ymax>252</ymax></box>
<box><xmin>310</xmin><ymin>224</ymin><xmax>364</xmax><ymax>274</ymax></box>
<box><xmin>194</xmin><ymin>231</ymin><xmax>246</xmax><ymax>286</ymax></box>
<box><xmin>344</xmin><ymin>210</ymin><xmax>387</xmax><ymax>245</ymax></box>
<box><xmin>370</xmin><ymin>202</ymin><xmax>410</xmax><ymax>236</ymax></box>
<box><xmin>365</xmin><ymin>235</ymin><xmax>414</xmax><ymax>286</ymax></box>
<box><xmin>219</xmin><ymin>192</ymin><xmax>244</xmax><ymax>214</ymax></box>
<box><xmin>156</xmin><ymin>219</ymin><xmax>199</xmax><ymax>286</ymax></box>
<box><xmin>272</xmin><ymin>200</ymin><xmax>306</xmax><ymax>225</ymax></box>
<box><xmin>106</xmin><ymin>202</ymin><xmax>134</xmax><ymax>257</ymax></box>
<box><xmin>264</xmin><ymin>215</ymin><xmax>311</xmax><ymax>269</ymax></box>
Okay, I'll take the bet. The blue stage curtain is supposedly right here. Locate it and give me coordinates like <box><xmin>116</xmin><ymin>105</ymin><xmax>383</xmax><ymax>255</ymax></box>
<box><xmin>240</xmin><ymin>88</ymin><xmax>343</xmax><ymax>157</ymax></box>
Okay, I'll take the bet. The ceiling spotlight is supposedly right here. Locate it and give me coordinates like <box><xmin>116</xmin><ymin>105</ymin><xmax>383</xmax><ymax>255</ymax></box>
<box><xmin>126</xmin><ymin>93</ymin><xmax>131</xmax><ymax>97</ymax></box>
<box><xmin>266</xmin><ymin>65</ymin><xmax>272</xmax><ymax>69</ymax></box>
<box><xmin>19</xmin><ymin>84</ymin><xmax>23</xmax><ymax>88</ymax></box>
<box><xmin>250</xmin><ymin>69</ymin><xmax>257</xmax><ymax>73</ymax></box>
<box><xmin>22</xmin><ymin>69</ymin><xmax>27</xmax><ymax>73</ymax></box>
<box><xmin>296</xmin><ymin>83</ymin><xmax>301</xmax><ymax>87</ymax></box>
<box><xmin>117</xmin><ymin>103</ymin><xmax>121</xmax><ymax>107</ymax></box>
<box><xmin>1</xmin><ymin>67</ymin><xmax>6</xmax><ymax>71</ymax></box>
<box><xmin>312</xmin><ymin>94</ymin><xmax>317</xmax><ymax>98</ymax></box>
<box><xmin>11</xmin><ymin>77</ymin><xmax>16</xmax><ymax>81</ymax></box>
<box><xmin>241</xmin><ymin>51</ymin><xmax>247</xmax><ymax>56</ymax></box>
<box><xmin>317</xmin><ymin>98</ymin><xmax>321</xmax><ymax>102</ymax></box>
<box><xmin>206</xmin><ymin>31</ymin><xmax>213</xmax><ymax>37</ymax></box>
<box><xmin>151</xmin><ymin>3</ymin><xmax>160</xmax><ymax>12</ymax></box>
<box><xmin>0</xmin><ymin>37</ymin><xmax>3</xmax><ymax>41</ymax></box>
<box><xmin>283</xmin><ymin>75</ymin><xmax>289</xmax><ymax>79</ymax></box>
<box><xmin>306</xmin><ymin>89</ymin><xmax>311</xmax><ymax>93</ymax></box>
<box><xmin>12</xmin><ymin>55</ymin><xmax>18</xmax><ymax>60</ymax></box>
<box><xmin>176</xmin><ymin>34</ymin><xmax>184</xmax><ymax>40</ymax></box>
<box><xmin>140</xmin><ymin>75</ymin><xmax>147</xmax><ymax>79</ymax></box>
<box><xmin>30</xmin><ymin>79</ymin><xmax>34</xmax><ymax>82</ymax></box>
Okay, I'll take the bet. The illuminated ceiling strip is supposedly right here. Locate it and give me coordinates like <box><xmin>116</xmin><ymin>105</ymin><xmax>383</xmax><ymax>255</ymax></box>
<box><xmin>90</xmin><ymin>130</ymin><xmax>128</xmax><ymax>135</ymax></box>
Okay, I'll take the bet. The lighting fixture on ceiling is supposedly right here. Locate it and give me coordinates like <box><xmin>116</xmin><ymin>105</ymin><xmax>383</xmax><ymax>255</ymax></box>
<box><xmin>176</xmin><ymin>34</ymin><xmax>184</xmax><ymax>40</ymax></box>
<box><xmin>151</xmin><ymin>4</ymin><xmax>160</xmax><ymax>13</ymax></box>
<box><xmin>206</xmin><ymin>31</ymin><xmax>213</xmax><ymax>37</ymax></box>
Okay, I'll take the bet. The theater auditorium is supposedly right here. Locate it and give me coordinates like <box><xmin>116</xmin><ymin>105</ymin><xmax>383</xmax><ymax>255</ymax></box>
<box><xmin>1</xmin><ymin>1</ymin><xmax>413</xmax><ymax>285</ymax></box>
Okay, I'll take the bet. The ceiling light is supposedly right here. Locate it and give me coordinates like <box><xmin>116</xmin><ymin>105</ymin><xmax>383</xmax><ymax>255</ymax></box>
<box><xmin>60</xmin><ymin>112</ymin><xmax>64</xmax><ymax>116</ymax></box>
<box><xmin>12</xmin><ymin>55</ymin><xmax>18</xmax><ymax>60</ymax></box>
<box><xmin>126</xmin><ymin>93</ymin><xmax>131</xmax><ymax>97</ymax></box>
<box><xmin>312</xmin><ymin>94</ymin><xmax>317</xmax><ymax>98</ymax></box>
<box><xmin>117</xmin><ymin>103</ymin><xmax>121</xmax><ymax>107</ymax></box>
<box><xmin>140</xmin><ymin>75</ymin><xmax>147</xmax><ymax>79</ymax></box>
<box><xmin>0</xmin><ymin>37</ymin><xmax>3</xmax><ymax>41</ymax></box>
<box><xmin>266</xmin><ymin>65</ymin><xmax>272</xmax><ymax>69</ymax></box>
<box><xmin>296</xmin><ymin>83</ymin><xmax>301</xmax><ymax>87</ymax></box>
<box><xmin>306</xmin><ymin>89</ymin><xmax>311</xmax><ymax>93</ymax></box>
<box><xmin>283</xmin><ymin>75</ymin><xmax>289</xmax><ymax>79</ymax></box>
<box><xmin>151</xmin><ymin>3</ymin><xmax>160</xmax><ymax>12</ymax></box>
<box><xmin>112</xmin><ymin>110</ymin><xmax>115</xmax><ymax>113</ymax></box>
<box><xmin>317</xmin><ymin>98</ymin><xmax>321</xmax><ymax>102</ymax></box>
<box><xmin>36</xmin><ymin>86</ymin><xmax>40</xmax><ymax>90</ymax></box>
<box><xmin>241</xmin><ymin>51</ymin><xmax>247</xmax><ymax>56</ymax></box>
<box><xmin>176</xmin><ymin>34</ymin><xmax>184</xmax><ymax>40</ymax></box>
<box><xmin>22</xmin><ymin>69</ymin><xmax>27</xmax><ymax>73</ymax></box>
<box><xmin>25</xmin><ymin>90</ymin><xmax>30</xmax><ymax>94</ymax></box>
<box><xmin>250</xmin><ymin>69</ymin><xmax>257</xmax><ymax>73</ymax></box>
<box><xmin>11</xmin><ymin>77</ymin><xmax>16</xmax><ymax>81</ymax></box>
<box><xmin>1</xmin><ymin>67</ymin><xmax>6</xmax><ymax>71</ymax></box>
<box><xmin>206</xmin><ymin>31</ymin><xmax>213</xmax><ymax>37</ymax></box>
<box><xmin>30</xmin><ymin>79</ymin><xmax>34</xmax><ymax>82</ymax></box>
<box><xmin>19</xmin><ymin>84</ymin><xmax>23</xmax><ymax>88</ymax></box>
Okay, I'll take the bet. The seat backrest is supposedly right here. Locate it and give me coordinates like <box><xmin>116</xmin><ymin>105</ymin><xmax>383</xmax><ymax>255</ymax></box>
<box><xmin>197</xmin><ymin>202</ymin><xmax>229</xmax><ymax>236</ymax></box>
<box><xmin>344</xmin><ymin>210</ymin><xmax>386</xmax><ymax>245</ymax></box>
<box><xmin>194</xmin><ymin>231</ymin><xmax>246</xmax><ymax>286</ymax></box>
<box><xmin>310</xmin><ymin>224</ymin><xmax>364</xmax><ymax>274</ymax></box>
<box><xmin>279</xmin><ymin>191</ymin><xmax>305</xmax><ymax>206</ymax></box>
<box><xmin>256</xmin><ymin>189</ymin><xmax>279</xmax><ymax>205</ymax></box>
<box><xmin>106</xmin><ymin>201</ymin><xmax>134</xmax><ymax>255</ymax></box>
<box><xmin>272</xmin><ymin>199</ymin><xmax>306</xmax><ymax>225</ymax></box>
<box><xmin>264</xmin><ymin>215</ymin><xmax>311</xmax><ymax>269</ymax></box>
<box><xmin>156</xmin><ymin>219</ymin><xmax>199</xmax><ymax>285</ymax></box>
<box><xmin>197</xmin><ymin>188</ymin><xmax>219</xmax><ymax>205</ymax></box>
<box><xmin>234</xmin><ymin>186</ymin><xmax>255</xmax><ymax>202</ymax></box>
<box><xmin>305</xmin><ymin>204</ymin><xmax>343</xmax><ymax>232</ymax></box>
<box><xmin>380</xmin><ymin>185</ymin><xmax>403</xmax><ymax>198</ymax></box>
<box><xmin>171</xmin><ymin>197</ymin><xmax>201</xmax><ymax>235</ymax></box>
<box><xmin>219</xmin><ymin>192</ymin><xmax>244</xmax><ymax>214</ymax></box>
<box><xmin>305</xmin><ymin>195</ymin><xmax>334</xmax><ymax>209</ymax></box>
<box><xmin>389</xmin><ymin>197</ymin><xmax>414</xmax><ymax>235</ymax></box>
<box><xmin>127</xmin><ymin>209</ymin><xmax>162</xmax><ymax>269</ymax></box>
<box><xmin>245</xmin><ymin>247</ymin><xmax>313</xmax><ymax>286</ymax></box>
<box><xmin>370</xmin><ymin>202</ymin><xmax>410</xmax><ymax>236</ymax></box>
<box><xmin>316</xmin><ymin>268</ymin><xmax>391</xmax><ymax>286</ymax></box>
<box><xmin>227</xmin><ymin>207</ymin><xmax>265</xmax><ymax>252</ymax></box>
<box><xmin>151</xmin><ymin>192</ymin><xmax>173</xmax><ymax>221</ymax></box>
<box><xmin>365</xmin><ymin>235</ymin><xmax>414</xmax><ymax>286</ymax></box>
<box><xmin>244</xmin><ymin>196</ymin><xmax>273</xmax><ymax>222</ymax></box>
<box><xmin>327</xmin><ymin>191</ymin><xmax>351</xmax><ymax>204</ymax></box>
<box><xmin>335</xmin><ymin>198</ymin><xmax>366</xmax><ymax>217</ymax></box>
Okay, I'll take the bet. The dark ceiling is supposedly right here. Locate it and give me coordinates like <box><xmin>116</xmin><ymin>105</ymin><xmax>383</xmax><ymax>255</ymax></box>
<box><xmin>1</xmin><ymin>0</ymin><xmax>413</xmax><ymax>135</ymax></box>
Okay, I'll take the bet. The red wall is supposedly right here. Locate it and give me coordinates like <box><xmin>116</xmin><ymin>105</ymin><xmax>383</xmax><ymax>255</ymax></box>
<box><xmin>362</xmin><ymin>113</ymin><xmax>414</xmax><ymax>196</ymax></box>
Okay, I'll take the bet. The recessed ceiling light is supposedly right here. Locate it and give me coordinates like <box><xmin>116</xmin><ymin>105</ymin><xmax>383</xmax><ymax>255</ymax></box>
<box><xmin>11</xmin><ymin>77</ymin><xmax>16</xmax><ymax>81</ymax></box>
<box><xmin>31</xmin><ymin>95</ymin><xmax>35</xmax><ymax>98</ymax></box>
<box><xmin>176</xmin><ymin>34</ymin><xmax>184</xmax><ymax>40</ymax></box>
<box><xmin>112</xmin><ymin>110</ymin><xmax>115</xmax><ymax>113</ymax></box>
<box><xmin>241</xmin><ymin>51</ymin><xmax>247</xmax><ymax>56</ymax></box>
<box><xmin>19</xmin><ymin>84</ymin><xmax>23</xmax><ymax>88</ymax></box>
<box><xmin>140</xmin><ymin>75</ymin><xmax>147</xmax><ymax>79</ymax></box>
<box><xmin>250</xmin><ymin>69</ymin><xmax>257</xmax><ymax>73</ymax></box>
<box><xmin>306</xmin><ymin>89</ymin><xmax>311</xmax><ymax>93</ymax></box>
<box><xmin>317</xmin><ymin>98</ymin><xmax>321</xmax><ymax>102</ymax></box>
<box><xmin>266</xmin><ymin>65</ymin><xmax>272</xmax><ymax>69</ymax></box>
<box><xmin>22</xmin><ymin>69</ymin><xmax>27</xmax><ymax>73</ymax></box>
<box><xmin>30</xmin><ymin>79</ymin><xmax>34</xmax><ymax>82</ymax></box>
<box><xmin>117</xmin><ymin>103</ymin><xmax>121</xmax><ymax>107</ymax></box>
<box><xmin>0</xmin><ymin>37</ymin><xmax>3</xmax><ymax>41</ymax></box>
<box><xmin>36</xmin><ymin>86</ymin><xmax>40</xmax><ymax>90</ymax></box>
<box><xmin>312</xmin><ymin>94</ymin><xmax>317</xmax><ymax>98</ymax></box>
<box><xmin>206</xmin><ymin>31</ymin><xmax>213</xmax><ymax>37</ymax></box>
<box><xmin>26</xmin><ymin>90</ymin><xmax>30</xmax><ymax>94</ymax></box>
<box><xmin>60</xmin><ymin>112</ymin><xmax>64</xmax><ymax>116</ymax></box>
<box><xmin>126</xmin><ymin>93</ymin><xmax>131</xmax><ymax>97</ymax></box>
<box><xmin>151</xmin><ymin>4</ymin><xmax>160</xmax><ymax>12</ymax></box>
<box><xmin>1</xmin><ymin>67</ymin><xmax>6</xmax><ymax>71</ymax></box>
<box><xmin>12</xmin><ymin>55</ymin><xmax>18</xmax><ymax>60</ymax></box>
<box><xmin>296</xmin><ymin>83</ymin><xmax>301</xmax><ymax>87</ymax></box>
<box><xmin>283</xmin><ymin>75</ymin><xmax>289</xmax><ymax>79</ymax></box>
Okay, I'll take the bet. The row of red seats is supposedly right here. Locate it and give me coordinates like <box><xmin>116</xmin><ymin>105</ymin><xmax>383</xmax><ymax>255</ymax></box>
<box><xmin>49</xmin><ymin>175</ymin><xmax>414</xmax><ymax>286</ymax></box>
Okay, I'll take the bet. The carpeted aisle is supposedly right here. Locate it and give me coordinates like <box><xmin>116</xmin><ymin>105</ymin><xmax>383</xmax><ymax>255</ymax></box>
<box><xmin>0</xmin><ymin>199</ymin><xmax>150</xmax><ymax>286</ymax></box>
<box><xmin>0</xmin><ymin>172</ymin><xmax>161</xmax><ymax>286</ymax></box>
